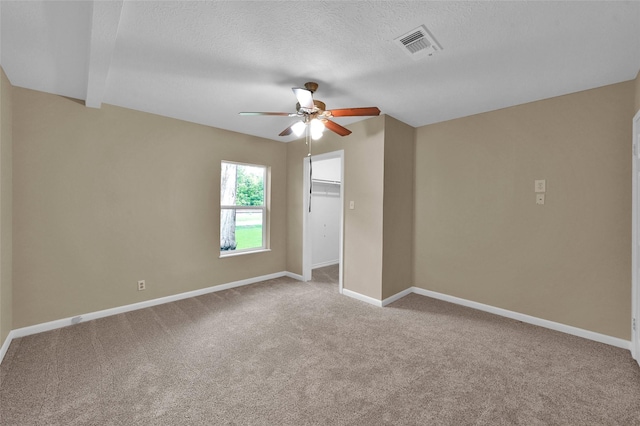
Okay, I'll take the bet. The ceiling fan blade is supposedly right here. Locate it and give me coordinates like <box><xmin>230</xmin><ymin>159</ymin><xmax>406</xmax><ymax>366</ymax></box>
<box><xmin>279</xmin><ymin>125</ymin><xmax>295</xmax><ymax>136</ymax></box>
<box><xmin>292</xmin><ymin>87</ymin><xmax>314</xmax><ymax>110</ymax></box>
<box><xmin>239</xmin><ymin>112</ymin><xmax>298</xmax><ymax>116</ymax></box>
<box><xmin>328</xmin><ymin>107</ymin><xmax>381</xmax><ymax>117</ymax></box>
<box><xmin>324</xmin><ymin>120</ymin><xmax>352</xmax><ymax>137</ymax></box>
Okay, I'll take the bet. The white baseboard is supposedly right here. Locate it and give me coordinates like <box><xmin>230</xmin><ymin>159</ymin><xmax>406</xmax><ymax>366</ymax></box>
<box><xmin>0</xmin><ymin>271</ymin><xmax>303</xmax><ymax>365</ymax></box>
<box><xmin>343</xmin><ymin>287</ymin><xmax>412</xmax><ymax>308</ymax></box>
<box><xmin>382</xmin><ymin>287</ymin><xmax>413</xmax><ymax>307</ymax></box>
<box><xmin>285</xmin><ymin>271</ymin><xmax>304</xmax><ymax>281</ymax></box>
<box><xmin>412</xmin><ymin>288</ymin><xmax>631</xmax><ymax>350</ymax></box>
<box><xmin>342</xmin><ymin>288</ymin><xmax>382</xmax><ymax>307</ymax></box>
<box><xmin>344</xmin><ymin>285</ymin><xmax>631</xmax><ymax>350</ymax></box>
<box><xmin>312</xmin><ymin>260</ymin><xmax>339</xmax><ymax>270</ymax></box>
<box><xmin>0</xmin><ymin>329</ymin><xmax>17</xmax><ymax>365</ymax></box>
<box><xmin>343</xmin><ymin>287</ymin><xmax>413</xmax><ymax>307</ymax></box>
<box><xmin>2</xmin><ymin>275</ymin><xmax>631</xmax><ymax>365</ymax></box>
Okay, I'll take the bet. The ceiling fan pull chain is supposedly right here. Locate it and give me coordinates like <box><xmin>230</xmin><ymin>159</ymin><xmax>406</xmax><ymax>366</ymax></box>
<box><xmin>308</xmin><ymin>125</ymin><xmax>313</xmax><ymax>213</ymax></box>
<box><xmin>309</xmin><ymin>156</ymin><xmax>313</xmax><ymax>213</ymax></box>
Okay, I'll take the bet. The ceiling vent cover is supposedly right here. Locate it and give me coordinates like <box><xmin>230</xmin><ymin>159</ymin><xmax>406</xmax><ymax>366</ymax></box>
<box><xmin>394</xmin><ymin>25</ymin><xmax>442</xmax><ymax>60</ymax></box>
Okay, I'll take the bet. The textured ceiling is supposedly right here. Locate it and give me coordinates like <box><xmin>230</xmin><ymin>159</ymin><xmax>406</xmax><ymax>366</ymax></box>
<box><xmin>2</xmin><ymin>1</ymin><xmax>639</xmax><ymax>142</ymax></box>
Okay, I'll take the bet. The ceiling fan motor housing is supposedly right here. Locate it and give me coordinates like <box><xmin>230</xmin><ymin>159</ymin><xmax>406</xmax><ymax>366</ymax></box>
<box><xmin>296</xmin><ymin>100</ymin><xmax>326</xmax><ymax>115</ymax></box>
<box><xmin>304</xmin><ymin>82</ymin><xmax>319</xmax><ymax>93</ymax></box>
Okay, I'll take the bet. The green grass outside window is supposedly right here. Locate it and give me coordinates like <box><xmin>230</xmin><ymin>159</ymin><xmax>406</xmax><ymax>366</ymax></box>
<box><xmin>235</xmin><ymin>225</ymin><xmax>263</xmax><ymax>250</ymax></box>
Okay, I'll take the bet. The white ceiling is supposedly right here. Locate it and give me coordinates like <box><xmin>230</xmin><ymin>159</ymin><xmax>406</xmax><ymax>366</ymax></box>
<box><xmin>2</xmin><ymin>1</ymin><xmax>639</xmax><ymax>142</ymax></box>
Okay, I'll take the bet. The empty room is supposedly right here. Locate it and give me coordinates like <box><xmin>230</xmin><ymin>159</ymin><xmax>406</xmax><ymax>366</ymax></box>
<box><xmin>1</xmin><ymin>1</ymin><xmax>640</xmax><ymax>424</ymax></box>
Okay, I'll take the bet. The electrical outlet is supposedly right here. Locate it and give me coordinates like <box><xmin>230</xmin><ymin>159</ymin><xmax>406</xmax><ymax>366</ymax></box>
<box><xmin>534</xmin><ymin>180</ymin><xmax>546</xmax><ymax>193</ymax></box>
<box><xmin>137</xmin><ymin>280</ymin><xmax>146</xmax><ymax>291</ymax></box>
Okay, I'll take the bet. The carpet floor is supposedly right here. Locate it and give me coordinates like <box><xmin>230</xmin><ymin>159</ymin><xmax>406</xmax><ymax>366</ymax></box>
<box><xmin>1</xmin><ymin>265</ymin><xmax>640</xmax><ymax>425</ymax></box>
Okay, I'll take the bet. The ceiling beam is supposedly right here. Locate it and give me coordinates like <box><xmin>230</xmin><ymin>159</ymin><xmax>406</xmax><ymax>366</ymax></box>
<box><xmin>85</xmin><ymin>0</ymin><xmax>123</xmax><ymax>108</ymax></box>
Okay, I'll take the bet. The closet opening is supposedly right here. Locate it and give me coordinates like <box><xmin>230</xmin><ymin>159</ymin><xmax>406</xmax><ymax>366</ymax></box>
<box><xmin>302</xmin><ymin>150</ymin><xmax>344</xmax><ymax>293</ymax></box>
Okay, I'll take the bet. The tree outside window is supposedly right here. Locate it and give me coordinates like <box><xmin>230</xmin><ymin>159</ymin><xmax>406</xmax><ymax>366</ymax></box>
<box><xmin>220</xmin><ymin>161</ymin><xmax>267</xmax><ymax>254</ymax></box>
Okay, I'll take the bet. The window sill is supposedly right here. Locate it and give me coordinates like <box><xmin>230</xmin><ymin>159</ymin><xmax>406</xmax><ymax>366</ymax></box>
<box><xmin>219</xmin><ymin>248</ymin><xmax>271</xmax><ymax>258</ymax></box>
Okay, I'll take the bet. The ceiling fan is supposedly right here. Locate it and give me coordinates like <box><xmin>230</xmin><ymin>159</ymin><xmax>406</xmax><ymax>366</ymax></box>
<box><xmin>239</xmin><ymin>82</ymin><xmax>380</xmax><ymax>139</ymax></box>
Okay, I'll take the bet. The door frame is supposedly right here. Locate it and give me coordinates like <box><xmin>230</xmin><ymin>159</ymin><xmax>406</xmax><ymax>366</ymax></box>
<box><xmin>632</xmin><ymin>109</ymin><xmax>640</xmax><ymax>362</ymax></box>
<box><xmin>302</xmin><ymin>150</ymin><xmax>344</xmax><ymax>294</ymax></box>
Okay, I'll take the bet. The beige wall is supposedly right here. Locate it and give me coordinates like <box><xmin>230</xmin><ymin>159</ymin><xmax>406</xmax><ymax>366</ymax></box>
<box><xmin>7</xmin><ymin>74</ymin><xmax>639</xmax><ymax>336</ymax></box>
<box><xmin>414</xmin><ymin>81</ymin><xmax>634</xmax><ymax>339</ymax></box>
<box><xmin>286</xmin><ymin>117</ymin><xmax>385</xmax><ymax>299</ymax></box>
<box><xmin>635</xmin><ymin>70</ymin><xmax>640</xmax><ymax>113</ymax></box>
<box><xmin>381</xmin><ymin>116</ymin><xmax>415</xmax><ymax>299</ymax></box>
<box><xmin>13</xmin><ymin>88</ymin><xmax>287</xmax><ymax>328</ymax></box>
<box><xmin>0</xmin><ymin>68</ymin><xmax>13</xmax><ymax>344</ymax></box>
<box><xmin>286</xmin><ymin>115</ymin><xmax>414</xmax><ymax>301</ymax></box>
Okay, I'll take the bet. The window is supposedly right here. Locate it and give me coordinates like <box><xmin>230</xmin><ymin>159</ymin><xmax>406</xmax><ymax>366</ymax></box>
<box><xmin>220</xmin><ymin>161</ymin><xmax>268</xmax><ymax>255</ymax></box>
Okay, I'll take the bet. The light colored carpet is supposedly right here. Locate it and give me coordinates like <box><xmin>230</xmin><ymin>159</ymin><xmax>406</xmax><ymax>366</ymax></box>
<box><xmin>2</xmin><ymin>264</ymin><xmax>640</xmax><ymax>425</ymax></box>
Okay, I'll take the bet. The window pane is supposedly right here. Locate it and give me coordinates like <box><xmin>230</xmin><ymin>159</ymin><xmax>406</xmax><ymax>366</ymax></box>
<box><xmin>220</xmin><ymin>208</ymin><xmax>237</xmax><ymax>251</ymax></box>
<box><xmin>221</xmin><ymin>162</ymin><xmax>265</xmax><ymax>207</ymax></box>
<box><xmin>221</xmin><ymin>162</ymin><xmax>237</xmax><ymax>205</ymax></box>
<box><xmin>235</xmin><ymin>209</ymin><xmax>263</xmax><ymax>250</ymax></box>
<box><xmin>220</xmin><ymin>208</ymin><xmax>263</xmax><ymax>251</ymax></box>
<box><xmin>235</xmin><ymin>164</ymin><xmax>264</xmax><ymax>207</ymax></box>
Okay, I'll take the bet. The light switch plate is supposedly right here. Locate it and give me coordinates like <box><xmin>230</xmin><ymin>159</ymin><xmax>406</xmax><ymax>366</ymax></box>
<box><xmin>535</xmin><ymin>180</ymin><xmax>546</xmax><ymax>193</ymax></box>
<box><xmin>536</xmin><ymin>194</ymin><xmax>545</xmax><ymax>205</ymax></box>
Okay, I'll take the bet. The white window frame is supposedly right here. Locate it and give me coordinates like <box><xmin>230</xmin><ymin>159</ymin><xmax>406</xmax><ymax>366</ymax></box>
<box><xmin>220</xmin><ymin>161</ymin><xmax>269</xmax><ymax>257</ymax></box>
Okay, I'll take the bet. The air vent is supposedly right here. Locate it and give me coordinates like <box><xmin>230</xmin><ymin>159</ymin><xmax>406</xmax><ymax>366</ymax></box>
<box><xmin>394</xmin><ymin>25</ymin><xmax>442</xmax><ymax>60</ymax></box>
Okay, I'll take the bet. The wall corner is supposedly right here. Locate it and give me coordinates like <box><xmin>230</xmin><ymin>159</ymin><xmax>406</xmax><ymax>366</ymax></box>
<box><xmin>0</xmin><ymin>66</ymin><xmax>14</xmax><ymax>348</ymax></box>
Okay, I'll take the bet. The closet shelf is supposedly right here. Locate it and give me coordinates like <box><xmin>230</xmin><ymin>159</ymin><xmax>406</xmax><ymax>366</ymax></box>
<box><xmin>312</xmin><ymin>178</ymin><xmax>341</xmax><ymax>185</ymax></box>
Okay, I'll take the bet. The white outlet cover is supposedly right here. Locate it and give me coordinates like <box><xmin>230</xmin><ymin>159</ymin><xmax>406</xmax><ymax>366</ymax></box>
<box><xmin>535</xmin><ymin>180</ymin><xmax>546</xmax><ymax>193</ymax></box>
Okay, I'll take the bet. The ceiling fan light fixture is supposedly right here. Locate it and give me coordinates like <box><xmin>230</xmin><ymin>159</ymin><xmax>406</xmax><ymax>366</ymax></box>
<box><xmin>310</xmin><ymin>118</ymin><xmax>325</xmax><ymax>140</ymax></box>
<box><xmin>292</xmin><ymin>121</ymin><xmax>306</xmax><ymax>137</ymax></box>
<box><xmin>310</xmin><ymin>118</ymin><xmax>325</xmax><ymax>134</ymax></box>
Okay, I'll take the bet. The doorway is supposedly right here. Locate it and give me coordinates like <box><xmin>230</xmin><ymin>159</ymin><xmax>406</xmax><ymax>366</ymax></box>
<box><xmin>302</xmin><ymin>150</ymin><xmax>344</xmax><ymax>294</ymax></box>
<box><xmin>633</xmin><ymin>109</ymin><xmax>640</xmax><ymax>364</ymax></box>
